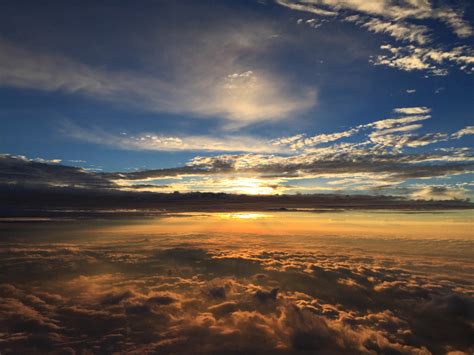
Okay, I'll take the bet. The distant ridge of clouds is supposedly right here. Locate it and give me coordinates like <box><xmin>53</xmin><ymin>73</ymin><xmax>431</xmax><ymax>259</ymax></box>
<box><xmin>3</xmin><ymin>103</ymin><xmax>473</xmax><ymax>198</ymax></box>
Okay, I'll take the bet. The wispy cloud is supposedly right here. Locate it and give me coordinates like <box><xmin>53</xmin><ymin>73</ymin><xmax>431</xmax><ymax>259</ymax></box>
<box><xmin>276</xmin><ymin>0</ymin><xmax>473</xmax><ymax>77</ymax></box>
<box><xmin>276</xmin><ymin>0</ymin><xmax>472</xmax><ymax>38</ymax></box>
<box><xmin>393</xmin><ymin>106</ymin><xmax>430</xmax><ymax>115</ymax></box>
<box><xmin>346</xmin><ymin>16</ymin><xmax>431</xmax><ymax>45</ymax></box>
<box><xmin>372</xmin><ymin>44</ymin><xmax>474</xmax><ymax>76</ymax></box>
<box><xmin>63</xmin><ymin>122</ymin><xmax>284</xmax><ymax>154</ymax></box>
<box><xmin>452</xmin><ymin>126</ymin><xmax>474</xmax><ymax>139</ymax></box>
<box><xmin>276</xmin><ymin>0</ymin><xmax>338</xmax><ymax>17</ymax></box>
<box><xmin>0</xmin><ymin>21</ymin><xmax>316</xmax><ymax>127</ymax></box>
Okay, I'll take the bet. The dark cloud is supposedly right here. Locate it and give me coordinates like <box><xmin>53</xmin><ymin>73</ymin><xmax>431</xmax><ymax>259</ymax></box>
<box><xmin>1</xmin><ymin>155</ymin><xmax>472</xmax><ymax>216</ymax></box>
<box><xmin>183</xmin><ymin>152</ymin><xmax>474</xmax><ymax>182</ymax></box>
<box><xmin>0</xmin><ymin>154</ymin><xmax>114</xmax><ymax>189</ymax></box>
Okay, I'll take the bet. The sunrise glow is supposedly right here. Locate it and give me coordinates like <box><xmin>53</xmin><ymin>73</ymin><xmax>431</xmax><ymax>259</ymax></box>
<box><xmin>1</xmin><ymin>1</ymin><xmax>473</xmax><ymax>354</ymax></box>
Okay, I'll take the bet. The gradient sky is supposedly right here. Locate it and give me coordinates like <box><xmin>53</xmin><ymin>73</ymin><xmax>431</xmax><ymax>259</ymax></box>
<box><xmin>0</xmin><ymin>0</ymin><xmax>473</xmax><ymax>198</ymax></box>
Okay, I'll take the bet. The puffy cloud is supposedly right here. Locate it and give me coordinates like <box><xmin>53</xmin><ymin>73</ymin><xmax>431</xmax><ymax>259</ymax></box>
<box><xmin>0</xmin><ymin>230</ymin><xmax>472</xmax><ymax>354</ymax></box>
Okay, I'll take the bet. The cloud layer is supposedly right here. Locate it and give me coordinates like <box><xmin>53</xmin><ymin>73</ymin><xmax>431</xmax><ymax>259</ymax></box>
<box><xmin>48</xmin><ymin>105</ymin><xmax>473</xmax><ymax>197</ymax></box>
<box><xmin>0</xmin><ymin>222</ymin><xmax>472</xmax><ymax>354</ymax></box>
<box><xmin>3</xmin><ymin>103</ymin><xmax>474</xmax><ymax>198</ymax></box>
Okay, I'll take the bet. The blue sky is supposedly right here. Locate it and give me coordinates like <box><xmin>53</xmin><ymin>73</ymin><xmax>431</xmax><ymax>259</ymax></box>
<box><xmin>0</xmin><ymin>0</ymin><xmax>473</xmax><ymax>198</ymax></box>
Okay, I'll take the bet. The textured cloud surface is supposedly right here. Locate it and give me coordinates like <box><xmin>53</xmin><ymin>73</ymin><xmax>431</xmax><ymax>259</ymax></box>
<box><xmin>0</xmin><ymin>214</ymin><xmax>472</xmax><ymax>354</ymax></box>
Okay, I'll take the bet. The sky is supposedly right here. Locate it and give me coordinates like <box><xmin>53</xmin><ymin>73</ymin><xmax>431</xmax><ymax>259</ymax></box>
<box><xmin>0</xmin><ymin>0</ymin><xmax>473</xmax><ymax>199</ymax></box>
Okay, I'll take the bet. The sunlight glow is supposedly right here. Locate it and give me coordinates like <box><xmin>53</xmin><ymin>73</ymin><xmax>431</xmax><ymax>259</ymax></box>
<box><xmin>217</xmin><ymin>212</ymin><xmax>272</xmax><ymax>220</ymax></box>
<box><xmin>224</xmin><ymin>177</ymin><xmax>277</xmax><ymax>195</ymax></box>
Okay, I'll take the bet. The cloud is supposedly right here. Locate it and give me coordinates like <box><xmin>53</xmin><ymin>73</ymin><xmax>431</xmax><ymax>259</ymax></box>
<box><xmin>0</xmin><ymin>154</ymin><xmax>114</xmax><ymax>189</ymax></box>
<box><xmin>63</xmin><ymin>122</ymin><xmax>284</xmax><ymax>153</ymax></box>
<box><xmin>393</xmin><ymin>106</ymin><xmax>431</xmax><ymax>115</ymax></box>
<box><xmin>276</xmin><ymin>0</ymin><xmax>338</xmax><ymax>17</ymax></box>
<box><xmin>276</xmin><ymin>1</ymin><xmax>473</xmax><ymax>76</ymax></box>
<box><xmin>359</xmin><ymin>17</ymin><xmax>431</xmax><ymax>45</ymax></box>
<box><xmin>372</xmin><ymin>44</ymin><xmax>474</xmax><ymax>76</ymax></box>
<box><xmin>192</xmin><ymin>69</ymin><xmax>316</xmax><ymax>127</ymax></box>
<box><xmin>0</xmin><ymin>21</ymin><xmax>316</xmax><ymax>127</ymax></box>
<box><xmin>296</xmin><ymin>17</ymin><xmax>329</xmax><ymax>29</ymax></box>
<box><xmin>276</xmin><ymin>0</ymin><xmax>472</xmax><ymax>39</ymax></box>
<box><xmin>452</xmin><ymin>126</ymin><xmax>474</xmax><ymax>139</ymax></box>
<box><xmin>3</xmin><ymin>102</ymin><xmax>474</xmax><ymax>198</ymax></box>
<box><xmin>277</xmin><ymin>0</ymin><xmax>433</xmax><ymax>20</ymax></box>
<box><xmin>184</xmin><ymin>151</ymin><xmax>472</xmax><ymax>185</ymax></box>
<box><xmin>0</xmin><ymin>232</ymin><xmax>472</xmax><ymax>354</ymax></box>
<box><xmin>435</xmin><ymin>6</ymin><xmax>473</xmax><ymax>38</ymax></box>
<box><xmin>411</xmin><ymin>185</ymin><xmax>470</xmax><ymax>201</ymax></box>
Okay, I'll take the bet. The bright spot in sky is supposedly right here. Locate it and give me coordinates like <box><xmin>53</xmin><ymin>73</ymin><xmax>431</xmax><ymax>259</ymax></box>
<box><xmin>217</xmin><ymin>212</ymin><xmax>273</xmax><ymax>220</ymax></box>
<box><xmin>224</xmin><ymin>177</ymin><xmax>276</xmax><ymax>195</ymax></box>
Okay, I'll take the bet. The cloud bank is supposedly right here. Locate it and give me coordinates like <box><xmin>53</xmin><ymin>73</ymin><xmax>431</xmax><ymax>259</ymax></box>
<box><xmin>3</xmin><ymin>105</ymin><xmax>474</xmax><ymax>198</ymax></box>
<box><xmin>0</xmin><ymin>227</ymin><xmax>472</xmax><ymax>354</ymax></box>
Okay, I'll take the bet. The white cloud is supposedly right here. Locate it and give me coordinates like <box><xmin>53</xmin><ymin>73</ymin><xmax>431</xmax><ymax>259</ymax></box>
<box><xmin>434</xmin><ymin>7</ymin><xmax>473</xmax><ymax>38</ymax></box>
<box><xmin>202</xmin><ymin>70</ymin><xmax>317</xmax><ymax>127</ymax></box>
<box><xmin>288</xmin><ymin>128</ymin><xmax>360</xmax><ymax>149</ymax></box>
<box><xmin>0</xmin><ymin>25</ymin><xmax>316</xmax><ymax>127</ymax></box>
<box><xmin>276</xmin><ymin>0</ymin><xmax>472</xmax><ymax>39</ymax></box>
<box><xmin>275</xmin><ymin>0</ymin><xmax>338</xmax><ymax>17</ymax></box>
<box><xmin>63</xmin><ymin>122</ymin><xmax>283</xmax><ymax>153</ymax></box>
<box><xmin>372</xmin><ymin>44</ymin><xmax>474</xmax><ymax>76</ymax></box>
<box><xmin>371</xmin><ymin>114</ymin><xmax>430</xmax><ymax>130</ymax></box>
<box><xmin>278</xmin><ymin>0</ymin><xmax>432</xmax><ymax>19</ymax></box>
<box><xmin>360</xmin><ymin>18</ymin><xmax>430</xmax><ymax>45</ymax></box>
<box><xmin>393</xmin><ymin>106</ymin><xmax>430</xmax><ymax>115</ymax></box>
<box><xmin>452</xmin><ymin>126</ymin><xmax>474</xmax><ymax>139</ymax></box>
<box><xmin>271</xmin><ymin>134</ymin><xmax>306</xmax><ymax>146</ymax></box>
<box><xmin>277</xmin><ymin>1</ymin><xmax>473</xmax><ymax>77</ymax></box>
<box><xmin>0</xmin><ymin>154</ymin><xmax>62</xmax><ymax>164</ymax></box>
<box><xmin>372</xmin><ymin>123</ymin><xmax>423</xmax><ymax>136</ymax></box>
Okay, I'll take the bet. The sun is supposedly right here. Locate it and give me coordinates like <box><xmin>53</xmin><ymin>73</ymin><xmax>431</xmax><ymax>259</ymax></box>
<box><xmin>217</xmin><ymin>212</ymin><xmax>272</xmax><ymax>220</ymax></box>
<box><xmin>225</xmin><ymin>177</ymin><xmax>276</xmax><ymax>195</ymax></box>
